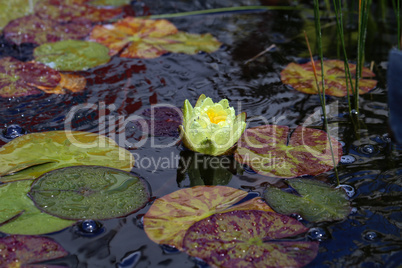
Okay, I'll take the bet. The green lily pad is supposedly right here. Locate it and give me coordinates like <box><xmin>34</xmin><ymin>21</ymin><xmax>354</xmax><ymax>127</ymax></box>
<box><xmin>0</xmin><ymin>0</ymin><xmax>38</xmax><ymax>30</ymax></box>
<box><xmin>264</xmin><ymin>179</ymin><xmax>351</xmax><ymax>222</ymax></box>
<box><xmin>280</xmin><ymin>60</ymin><xmax>377</xmax><ymax>97</ymax></box>
<box><xmin>29</xmin><ymin>165</ymin><xmax>150</xmax><ymax>220</ymax></box>
<box><xmin>235</xmin><ymin>125</ymin><xmax>342</xmax><ymax>178</ymax></box>
<box><xmin>3</xmin><ymin>15</ymin><xmax>92</xmax><ymax>45</ymax></box>
<box><xmin>34</xmin><ymin>40</ymin><xmax>111</xmax><ymax>71</ymax></box>
<box><xmin>183</xmin><ymin>210</ymin><xmax>319</xmax><ymax>268</ymax></box>
<box><xmin>0</xmin><ymin>180</ymin><xmax>75</xmax><ymax>235</ymax></box>
<box><xmin>0</xmin><ymin>235</ymin><xmax>68</xmax><ymax>267</ymax></box>
<box><xmin>0</xmin><ymin>131</ymin><xmax>134</xmax><ymax>183</ymax></box>
<box><xmin>161</xmin><ymin>32</ymin><xmax>222</xmax><ymax>54</ymax></box>
<box><xmin>0</xmin><ymin>57</ymin><xmax>61</xmax><ymax>98</ymax></box>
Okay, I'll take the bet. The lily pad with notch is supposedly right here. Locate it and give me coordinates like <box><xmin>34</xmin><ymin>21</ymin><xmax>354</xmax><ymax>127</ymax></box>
<box><xmin>264</xmin><ymin>179</ymin><xmax>351</xmax><ymax>222</ymax></box>
<box><xmin>183</xmin><ymin>210</ymin><xmax>319</xmax><ymax>268</ymax></box>
<box><xmin>0</xmin><ymin>131</ymin><xmax>134</xmax><ymax>183</ymax></box>
<box><xmin>235</xmin><ymin>125</ymin><xmax>342</xmax><ymax>178</ymax></box>
<box><xmin>280</xmin><ymin>59</ymin><xmax>377</xmax><ymax>97</ymax></box>
<box><xmin>29</xmin><ymin>165</ymin><xmax>151</xmax><ymax>220</ymax></box>
<box><xmin>143</xmin><ymin>186</ymin><xmax>273</xmax><ymax>250</ymax></box>
<box><xmin>0</xmin><ymin>180</ymin><xmax>75</xmax><ymax>235</ymax></box>
<box><xmin>0</xmin><ymin>235</ymin><xmax>68</xmax><ymax>267</ymax></box>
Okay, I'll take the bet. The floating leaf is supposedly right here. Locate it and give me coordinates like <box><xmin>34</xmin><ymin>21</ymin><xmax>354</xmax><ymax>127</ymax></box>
<box><xmin>33</xmin><ymin>73</ymin><xmax>87</xmax><ymax>94</ymax></box>
<box><xmin>0</xmin><ymin>131</ymin><xmax>134</xmax><ymax>182</ymax></box>
<box><xmin>0</xmin><ymin>180</ymin><xmax>75</xmax><ymax>235</ymax></box>
<box><xmin>29</xmin><ymin>166</ymin><xmax>150</xmax><ymax>220</ymax></box>
<box><xmin>89</xmin><ymin>17</ymin><xmax>178</xmax><ymax>58</ymax></box>
<box><xmin>34</xmin><ymin>40</ymin><xmax>111</xmax><ymax>71</ymax></box>
<box><xmin>143</xmin><ymin>186</ymin><xmax>273</xmax><ymax>250</ymax></box>
<box><xmin>34</xmin><ymin>0</ymin><xmax>123</xmax><ymax>23</ymax></box>
<box><xmin>0</xmin><ymin>235</ymin><xmax>68</xmax><ymax>267</ymax></box>
<box><xmin>88</xmin><ymin>0</ymin><xmax>131</xmax><ymax>7</ymax></box>
<box><xmin>280</xmin><ymin>60</ymin><xmax>377</xmax><ymax>97</ymax></box>
<box><xmin>3</xmin><ymin>15</ymin><xmax>92</xmax><ymax>45</ymax></box>
<box><xmin>160</xmin><ymin>32</ymin><xmax>221</xmax><ymax>54</ymax></box>
<box><xmin>0</xmin><ymin>57</ymin><xmax>60</xmax><ymax>98</ymax></box>
<box><xmin>183</xmin><ymin>210</ymin><xmax>319</xmax><ymax>268</ymax></box>
<box><xmin>235</xmin><ymin>125</ymin><xmax>342</xmax><ymax>178</ymax></box>
<box><xmin>264</xmin><ymin>179</ymin><xmax>351</xmax><ymax>222</ymax></box>
<box><xmin>89</xmin><ymin>17</ymin><xmax>221</xmax><ymax>58</ymax></box>
<box><xmin>0</xmin><ymin>0</ymin><xmax>38</xmax><ymax>30</ymax></box>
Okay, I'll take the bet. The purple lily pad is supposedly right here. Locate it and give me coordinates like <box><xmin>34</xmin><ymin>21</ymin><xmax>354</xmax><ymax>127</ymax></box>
<box><xmin>0</xmin><ymin>57</ymin><xmax>60</xmax><ymax>98</ymax></box>
<box><xmin>0</xmin><ymin>235</ymin><xmax>68</xmax><ymax>267</ymax></box>
<box><xmin>3</xmin><ymin>15</ymin><xmax>92</xmax><ymax>45</ymax></box>
<box><xmin>34</xmin><ymin>0</ymin><xmax>123</xmax><ymax>23</ymax></box>
<box><xmin>183</xmin><ymin>210</ymin><xmax>319</xmax><ymax>268</ymax></box>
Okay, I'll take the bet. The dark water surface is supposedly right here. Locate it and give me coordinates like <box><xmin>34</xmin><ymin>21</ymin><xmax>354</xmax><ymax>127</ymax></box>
<box><xmin>0</xmin><ymin>0</ymin><xmax>401</xmax><ymax>267</ymax></box>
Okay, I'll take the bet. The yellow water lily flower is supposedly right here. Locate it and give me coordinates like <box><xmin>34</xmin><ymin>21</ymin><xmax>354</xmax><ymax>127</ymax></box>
<box><xmin>179</xmin><ymin>94</ymin><xmax>247</xmax><ymax>156</ymax></box>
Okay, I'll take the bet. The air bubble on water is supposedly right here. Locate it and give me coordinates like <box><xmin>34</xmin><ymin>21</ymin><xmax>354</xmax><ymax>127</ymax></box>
<box><xmin>337</xmin><ymin>184</ymin><xmax>356</xmax><ymax>198</ymax></box>
<box><xmin>359</xmin><ymin>144</ymin><xmax>376</xmax><ymax>155</ymax></box>
<box><xmin>307</xmin><ymin>227</ymin><xmax>329</xmax><ymax>241</ymax></box>
<box><xmin>290</xmin><ymin>213</ymin><xmax>303</xmax><ymax>221</ymax></box>
<box><xmin>160</xmin><ymin>244</ymin><xmax>180</xmax><ymax>254</ymax></box>
<box><xmin>381</xmin><ymin>133</ymin><xmax>391</xmax><ymax>143</ymax></box>
<box><xmin>340</xmin><ymin>155</ymin><xmax>356</xmax><ymax>164</ymax></box>
<box><xmin>134</xmin><ymin>214</ymin><xmax>144</xmax><ymax>229</ymax></box>
<box><xmin>2</xmin><ymin>124</ymin><xmax>26</xmax><ymax>139</ymax></box>
<box><xmin>76</xmin><ymin>219</ymin><xmax>104</xmax><ymax>237</ymax></box>
<box><xmin>363</xmin><ymin>231</ymin><xmax>379</xmax><ymax>242</ymax></box>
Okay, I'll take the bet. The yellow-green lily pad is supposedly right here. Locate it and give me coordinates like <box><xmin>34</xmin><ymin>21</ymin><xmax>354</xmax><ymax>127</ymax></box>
<box><xmin>29</xmin><ymin>166</ymin><xmax>150</xmax><ymax>220</ymax></box>
<box><xmin>0</xmin><ymin>180</ymin><xmax>75</xmax><ymax>235</ymax></box>
<box><xmin>34</xmin><ymin>40</ymin><xmax>111</xmax><ymax>71</ymax></box>
<box><xmin>0</xmin><ymin>131</ymin><xmax>134</xmax><ymax>183</ymax></box>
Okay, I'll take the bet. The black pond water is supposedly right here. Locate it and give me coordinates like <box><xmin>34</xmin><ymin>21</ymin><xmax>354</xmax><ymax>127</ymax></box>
<box><xmin>0</xmin><ymin>0</ymin><xmax>401</xmax><ymax>267</ymax></box>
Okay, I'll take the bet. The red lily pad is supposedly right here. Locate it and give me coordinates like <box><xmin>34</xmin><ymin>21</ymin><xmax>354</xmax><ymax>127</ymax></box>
<box><xmin>0</xmin><ymin>235</ymin><xmax>68</xmax><ymax>267</ymax></box>
<box><xmin>280</xmin><ymin>60</ymin><xmax>377</xmax><ymax>97</ymax></box>
<box><xmin>183</xmin><ymin>210</ymin><xmax>319</xmax><ymax>268</ymax></box>
<box><xmin>143</xmin><ymin>186</ymin><xmax>274</xmax><ymax>250</ymax></box>
<box><xmin>235</xmin><ymin>125</ymin><xmax>342</xmax><ymax>178</ymax></box>
<box><xmin>3</xmin><ymin>15</ymin><xmax>92</xmax><ymax>45</ymax></box>
<box><xmin>34</xmin><ymin>0</ymin><xmax>123</xmax><ymax>23</ymax></box>
<box><xmin>0</xmin><ymin>57</ymin><xmax>60</xmax><ymax>98</ymax></box>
